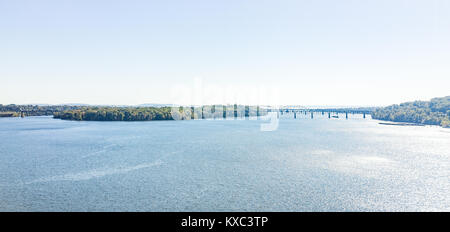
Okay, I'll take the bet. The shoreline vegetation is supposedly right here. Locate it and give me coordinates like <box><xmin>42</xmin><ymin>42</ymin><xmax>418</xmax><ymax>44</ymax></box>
<box><xmin>53</xmin><ymin>105</ymin><xmax>268</xmax><ymax>121</ymax></box>
<box><xmin>1</xmin><ymin>96</ymin><xmax>449</xmax><ymax>128</ymax></box>
<box><xmin>371</xmin><ymin>96</ymin><xmax>450</xmax><ymax>128</ymax></box>
<box><xmin>0</xmin><ymin>105</ymin><xmax>81</xmax><ymax>117</ymax></box>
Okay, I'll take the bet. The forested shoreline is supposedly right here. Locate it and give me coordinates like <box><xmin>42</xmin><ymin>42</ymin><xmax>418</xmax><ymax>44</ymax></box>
<box><xmin>0</xmin><ymin>104</ymin><xmax>265</xmax><ymax>121</ymax></box>
<box><xmin>53</xmin><ymin>105</ymin><xmax>266</xmax><ymax>121</ymax></box>
<box><xmin>371</xmin><ymin>96</ymin><xmax>450</xmax><ymax>128</ymax></box>
<box><xmin>0</xmin><ymin>104</ymin><xmax>81</xmax><ymax>117</ymax></box>
<box><xmin>53</xmin><ymin>107</ymin><xmax>174</xmax><ymax>121</ymax></box>
<box><xmin>2</xmin><ymin>98</ymin><xmax>450</xmax><ymax>127</ymax></box>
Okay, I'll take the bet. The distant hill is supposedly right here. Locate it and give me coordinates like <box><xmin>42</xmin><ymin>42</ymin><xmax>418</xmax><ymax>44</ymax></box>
<box><xmin>371</xmin><ymin>96</ymin><xmax>450</xmax><ymax>128</ymax></box>
<box><xmin>136</xmin><ymin>103</ymin><xmax>177</xmax><ymax>107</ymax></box>
<box><xmin>60</xmin><ymin>103</ymin><xmax>91</xmax><ymax>106</ymax></box>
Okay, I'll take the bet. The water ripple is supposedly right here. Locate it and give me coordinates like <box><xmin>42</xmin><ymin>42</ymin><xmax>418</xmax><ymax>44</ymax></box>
<box><xmin>25</xmin><ymin>160</ymin><xmax>163</xmax><ymax>184</ymax></box>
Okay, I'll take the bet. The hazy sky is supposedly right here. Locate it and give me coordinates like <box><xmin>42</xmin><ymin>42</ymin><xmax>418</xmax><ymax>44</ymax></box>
<box><xmin>1</xmin><ymin>0</ymin><xmax>449</xmax><ymax>106</ymax></box>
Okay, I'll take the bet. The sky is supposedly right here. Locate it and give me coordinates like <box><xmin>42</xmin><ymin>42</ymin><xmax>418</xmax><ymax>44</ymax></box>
<box><xmin>1</xmin><ymin>0</ymin><xmax>449</xmax><ymax>106</ymax></box>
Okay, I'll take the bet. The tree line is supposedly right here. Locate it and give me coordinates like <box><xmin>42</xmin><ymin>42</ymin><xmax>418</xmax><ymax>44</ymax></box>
<box><xmin>54</xmin><ymin>107</ymin><xmax>173</xmax><ymax>121</ymax></box>
<box><xmin>53</xmin><ymin>105</ymin><xmax>267</xmax><ymax>121</ymax></box>
<box><xmin>371</xmin><ymin>96</ymin><xmax>450</xmax><ymax>127</ymax></box>
<box><xmin>0</xmin><ymin>104</ymin><xmax>82</xmax><ymax>117</ymax></box>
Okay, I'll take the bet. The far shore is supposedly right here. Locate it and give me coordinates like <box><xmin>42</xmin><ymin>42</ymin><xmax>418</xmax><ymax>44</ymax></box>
<box><xmin>378</xmin><ymin>122</ymin><xmax>424</xmax><ymax>126</ymax></box>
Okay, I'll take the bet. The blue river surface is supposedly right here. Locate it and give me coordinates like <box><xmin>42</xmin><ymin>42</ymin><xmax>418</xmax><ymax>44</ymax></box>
<box><xmin>0</xmin><ymin>115</ymin><xmax>449</xmax><ymax>211</ymax></box>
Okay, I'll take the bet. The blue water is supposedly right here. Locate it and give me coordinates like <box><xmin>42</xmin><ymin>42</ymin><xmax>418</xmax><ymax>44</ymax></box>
<box><xmin>0</xmin><ymin>115</ymin><xmax>449</xmax><ymax>211</ymax></box>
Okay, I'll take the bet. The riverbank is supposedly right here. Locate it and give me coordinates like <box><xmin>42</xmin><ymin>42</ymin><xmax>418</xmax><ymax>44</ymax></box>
<box><xmin>378</xmin><ymin>122</ymin><xmax>424</xmax><ymax>126</ymax></box>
